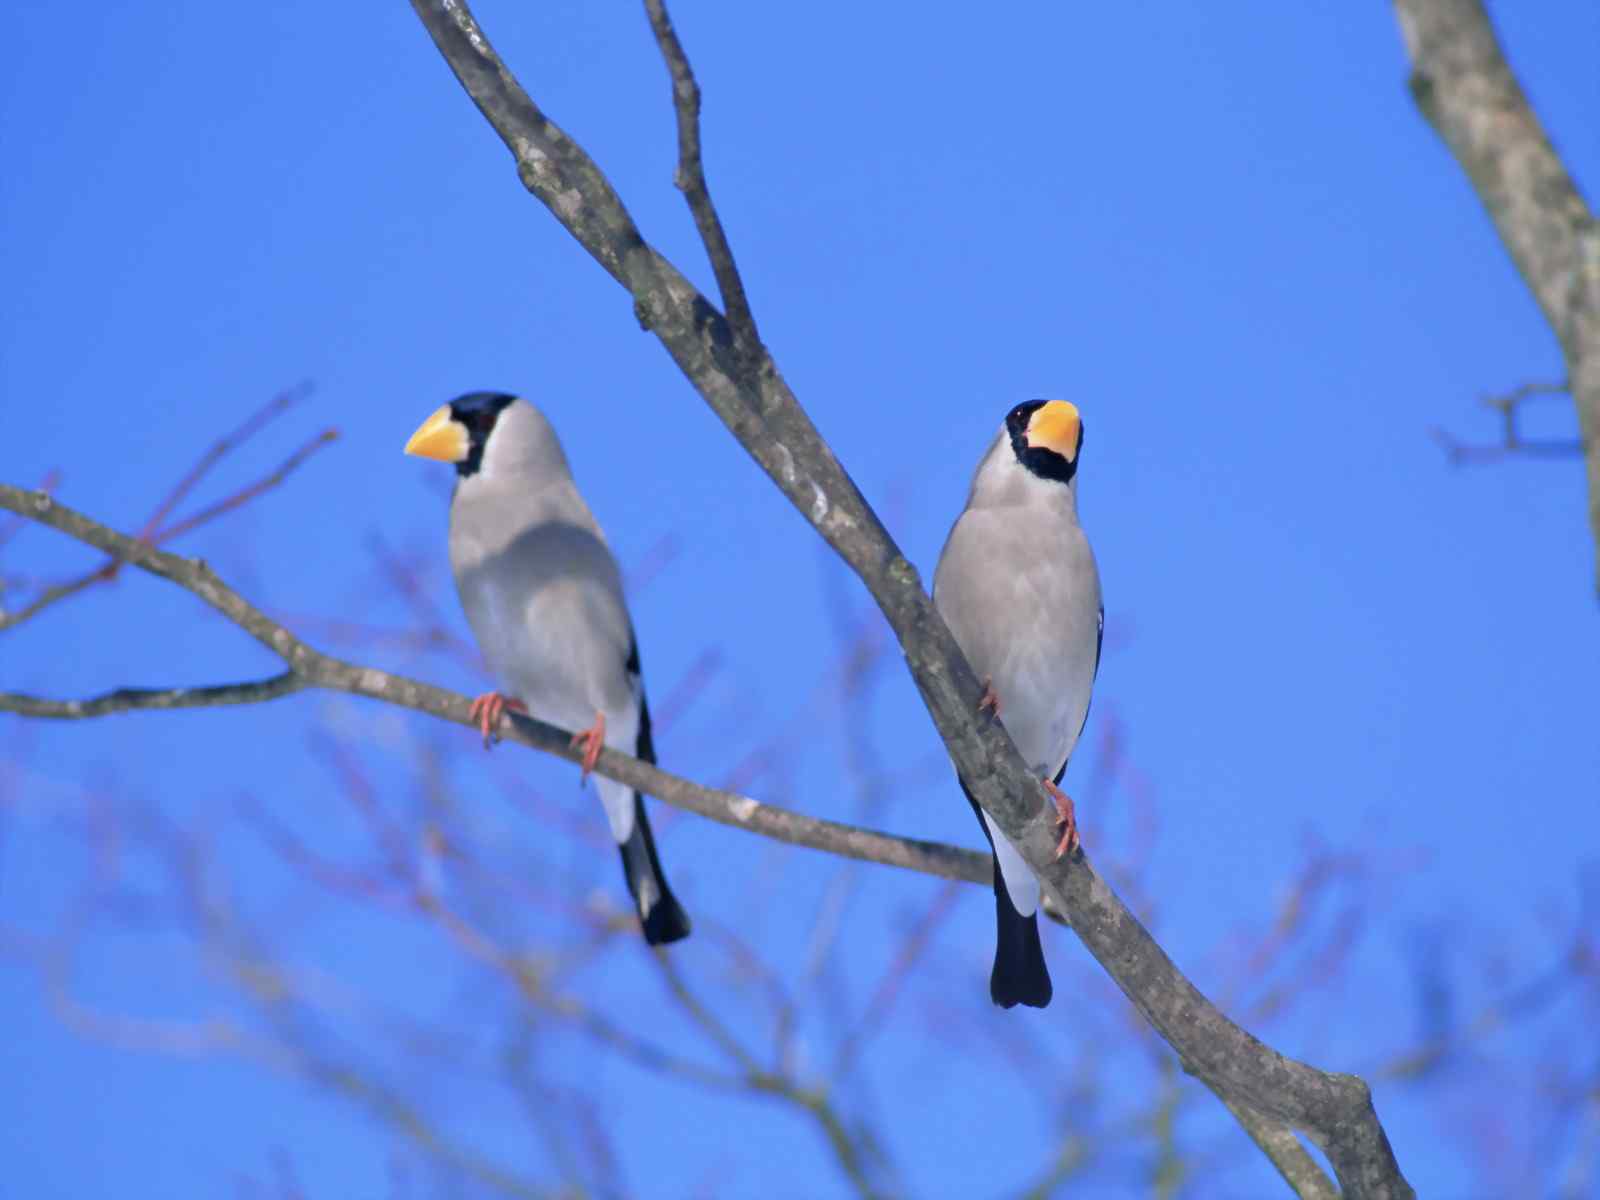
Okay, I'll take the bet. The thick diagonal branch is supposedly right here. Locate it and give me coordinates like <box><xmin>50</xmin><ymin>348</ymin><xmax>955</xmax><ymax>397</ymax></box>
<box><xmin>1393</xmin><ymin>0</ymin><xmax>1600</xmax><ymax>594</ymax></box>
<box><xmin>407</xmin><ymin>3</ymin><xmax>1411</xmax><ymax>1194</ymax></box>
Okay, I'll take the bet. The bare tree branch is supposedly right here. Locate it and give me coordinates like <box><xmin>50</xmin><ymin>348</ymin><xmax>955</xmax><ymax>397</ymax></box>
<box><xmin>137</xmin><ymin>381</ymin><xmax>316</xmax><ymax>540</ymax></box>
<box><xmin>1</xmin><ymin>479</ymin><xmax>1383</xmax><ymax>1196</ymax></box>
<box><xmin>830</xmin><ymin>879</ymin><xmax>961</xmax><ymax>1084</ymax></box>
<box><xmin>650</xmin><ymin>953</ymin><xmax>890</xmax><ymax>1198</ymax></box>
<box><xmin>1209</xmin><ymin>1087</ymin><xmax>1340</xmax><ymax>1200</ymax></box>
<box><xmin>1393</xmin><ymin>0</ymin><xmax>1600</xmax><ymax>593</ymax></box>
<box><xmin>1</xmin><ymin>0</ymin><xmax>1418</xmax><ymax>1186</ymax></box>
<box><xmin>154</xmin><ymin>428</ymin><xmax>338</xmax><ymax>543</ymax></box>
<box><xmin>0</xmin><ymin>484</ymin><xmax>988</xmax><ymax>892</ymax></box>
<box><xmin>0</xmin><ymin>468</ymin><xmax>60</xmax><ymax>553</ymax></box>
<box><xmin>1429</xmin><ymin>380</ymin><xmax>1583</xmax><ymax>464</ymax></box>
<box><xmin>0</xmin><ymin>383</ymin><xmax>333</xmax><ymax>634</ymax></box>
<box><xmin>293</xmin><ymin>1060</ymin><xmax>552</xmax><ymax>1200</ymax></box>
<box><xmin>0</xmin><ymin>561</ymin><xmax>122</xmax><ymax>634</ymax></box>
<box><xmin>642</xmin><ymin>0</ymin><xmax>760</xmax><ymax>350</ymax></box>
<box><xmin>0</xmin><ymin>672</ymin><xmax>307</xmax><ymax>719</ymax></box>
<box><xmin>405</xmin><ymin>2</ymin><xmax>1412</xmax><ymax>1194</ymax></box>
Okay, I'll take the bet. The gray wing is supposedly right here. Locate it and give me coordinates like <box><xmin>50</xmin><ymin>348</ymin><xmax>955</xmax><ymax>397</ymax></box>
<box><xmin>1065</xmin><ymin>601</ymin><xmax>1104</xmax><ymax>767</ymax></box>
<box><xmin>455</xmin><ymin>517</ymin><xmax>638</xmax><ymax>725</ymax></box>
<box><xmin>932</xmin><ymin>512</ymin><xmax>1028</xmax><ymax>697</ymax></box>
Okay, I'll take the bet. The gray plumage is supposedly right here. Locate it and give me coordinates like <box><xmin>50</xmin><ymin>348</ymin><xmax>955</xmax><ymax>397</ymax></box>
<box><xmin>933</xmin><ymin>400</ymin><xmax>1102</xmax><ymax>1007</ymax></box>
<box><xmin>431</xmin><ymin>395</ymin><xmax>690</xmax><ymax>945</ymax></box>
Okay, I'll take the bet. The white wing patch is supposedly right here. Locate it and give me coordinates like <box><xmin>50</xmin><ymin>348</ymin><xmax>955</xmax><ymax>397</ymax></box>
<box><xmin>982</xmin><ymin>809</ymin><xmax>1040</xmax><ymax>918</ymax></box>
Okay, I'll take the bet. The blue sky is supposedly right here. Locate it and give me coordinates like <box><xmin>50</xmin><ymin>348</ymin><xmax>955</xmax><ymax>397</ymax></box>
<box><xmin>4</xmin><ymin>2</ymin><xmax>1598</xmax><ymax>1196</ymax></box>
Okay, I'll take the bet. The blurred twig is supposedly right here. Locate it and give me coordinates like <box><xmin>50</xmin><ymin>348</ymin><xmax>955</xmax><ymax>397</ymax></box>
<box><xmin>0</xmin><ymin>383</ymin><xmax>332</xmax><ymax>633</ymax></box>
<box><xmin>830</xmin><ymin>879</ymin><xmax>960</xmax><ymax>1084</ymax></box>
<box><xmin>138</xmin><ymin>381</ymin><xmax>315</xmax><ymax>538</ymax></box>
<box><xmin>1429</xmin><ymin>380</ymin><xmax>1582</xmax><ymax>465</ymax></box>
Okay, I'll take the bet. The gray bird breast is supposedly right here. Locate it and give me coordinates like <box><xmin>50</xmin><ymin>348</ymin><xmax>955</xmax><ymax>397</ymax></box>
<box><xmin>451</xmin><ymin>506</ymin><xmax>637</xmax><ymax>733</ymax></box>
<box><xmin>934</xmin><ymin>514</ymin><xmax>1101</xmax><ymax>775</ymax></box>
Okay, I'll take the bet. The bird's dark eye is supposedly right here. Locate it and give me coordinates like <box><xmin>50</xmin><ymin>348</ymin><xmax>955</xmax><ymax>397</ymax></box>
<box><xmin>449</xmin><ymin>407</ymin><xmax>499</xmax><ymax>440</ymax></box>
<box><xmin>1004</xmin><ymin>400</ymin><xmax>1044</xmax><ymax>435</ymax></box>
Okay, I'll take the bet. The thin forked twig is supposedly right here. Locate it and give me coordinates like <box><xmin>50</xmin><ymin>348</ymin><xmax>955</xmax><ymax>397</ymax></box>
<box><xmin>154</xmin><ymin>428</ymin><xmax>338</xmax><ymax>543</ymax></box>
<box><xmin>138</xmin><ymin>380</ymin><xmax>315</xmax><ymax>540</ymax></box>
<box><xmin>1429</xmin><ymin>381</ymin><xmax>1579</xmax><ymax>465</ymax></box>
<box><xmin>642</xmin><ymin>0</ymin><xmax>761</xmax><ymax>349</ymax></box>
<box><xmin>0</xmin><ymin>384</ymin><xmax>333</xmax><ymax>634</ymax></box>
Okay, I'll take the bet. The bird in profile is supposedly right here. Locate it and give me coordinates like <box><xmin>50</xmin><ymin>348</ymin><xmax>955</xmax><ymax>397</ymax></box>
<box><xmin>933</xmin><ymin>400</ymin><xmax>1103</xmax><ymax>1008</ymax></box>
<box><xmin>404</xmin><ymin>393</ymin><xmax>691</xmax><ymax>945</ymax></box>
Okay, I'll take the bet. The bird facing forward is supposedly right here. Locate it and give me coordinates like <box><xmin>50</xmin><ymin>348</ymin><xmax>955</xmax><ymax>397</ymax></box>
<box><xmin>404</xmin><ymin>393</ymin><xmax>691</xmax><ymax>946</ymax></box>
<box><xmin>933</xmin><ymin>400</ymin><xmax>1103</xmax><ymax>1008</ymax></box>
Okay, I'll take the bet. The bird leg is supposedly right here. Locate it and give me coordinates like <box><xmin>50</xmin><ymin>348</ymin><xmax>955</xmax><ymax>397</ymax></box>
<box><xmin>569</xmin><ymin>710</ymin><xmax>606</xmax><ymax>783</ymax></box>
<box><xmin>468</xmin><ymin>692</ymin><xmax>527</xmax><ymax>749</ymax></box>
<box><xmin>1041</xmin><ymin>778</ymin><xmax>1079</xmax><ymax>859</ymax></box>
<box><xmin>977</xmin><ymin>678</ymin><xmax>1002</xmax><ymax>719</ymax></box>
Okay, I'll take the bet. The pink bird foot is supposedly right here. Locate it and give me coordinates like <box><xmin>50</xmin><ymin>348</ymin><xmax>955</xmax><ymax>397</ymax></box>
<box><xmin>468</xmin><ymin>692</ymin><xmax>527</xmax><ymax>749</ymax></box>
<box><xmin>1042</xmin><ymin>777</ymin><xmax>1079</xmax><ymax>859</ymax></box>
<box><xmin>570</xmin><ymin>710</ymin><xmax>606</xmax><ymax>782</ymax></box>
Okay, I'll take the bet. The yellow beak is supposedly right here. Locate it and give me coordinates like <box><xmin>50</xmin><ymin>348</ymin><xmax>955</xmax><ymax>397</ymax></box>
<box><xmin>404</xmin><ymin>405</ymin><xmax>470</xmax><ymax>462</ymax></box>
<box><xmin>1026</xmin><ymin>400</ymin><xmax>1081</xmax><ymax>460</ymax></box>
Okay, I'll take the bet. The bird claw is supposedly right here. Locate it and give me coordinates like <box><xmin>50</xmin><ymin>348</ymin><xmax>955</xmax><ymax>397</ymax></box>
<box><xmin>468</xmin><ymin>692</ymin><xmax>526</xmax><ymax>749</ymax></box>
<box><xmin>977</xmin><ymin>678</ymin><xmax>1002</xmax><ymax>719</ymax></box>
<box><xmin>569</xmin><ymin>711</ymin><xmax>606</xmax><ymax>782</ymax></box>
<box><xmin>1042</xmin><ymin>778</ymin><xmax>1079</xmax><ymax>859</ymax></box>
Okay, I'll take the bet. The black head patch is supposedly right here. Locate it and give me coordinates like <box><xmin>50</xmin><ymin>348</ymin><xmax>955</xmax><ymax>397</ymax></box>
<box><xmin>1004</xmin><ymin>399</ymin><xmax>1082</xmax><ymax>485</ymax></box>
<box><xmin>448</xmin><ymin>391</ymin><xmax>518</xmax><ymax>477</ymax></box>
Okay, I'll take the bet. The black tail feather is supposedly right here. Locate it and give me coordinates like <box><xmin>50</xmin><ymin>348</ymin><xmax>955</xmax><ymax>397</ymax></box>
<box><xmin>616</xmin><ymin>678</ymin><xmax>689</xmax><ymax>945</ymax></box>
<box><xmin>989</xmin><ymin>888</ymin><xmax>1051</xmax><ymax>1009</ymax></box>
<box><xmin>617</xmin><ymin>794</ymin><xmax>691</xmax><ymax>945</ymax></box>
<box><xmin>961</xmin><ymin>781</ymin><xmax>1052</xmax><ymax>1009</ymax></box>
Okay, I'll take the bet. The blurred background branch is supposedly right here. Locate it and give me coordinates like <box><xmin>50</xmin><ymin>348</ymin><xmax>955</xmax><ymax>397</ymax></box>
<box><xmin>1429</xmin><ymin>380</ymin><xmax>1582</xmax><ymax>464</ymax></box>
<box><xmin>0</xmin><ymin>383</ymin><xmax>331</xmax><ymax>634</ymax></box>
